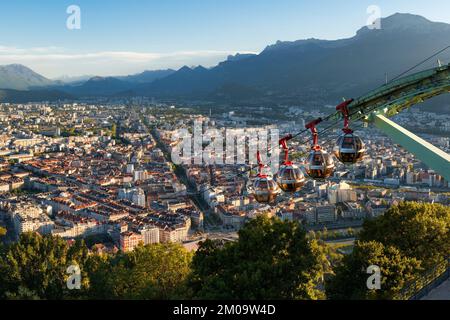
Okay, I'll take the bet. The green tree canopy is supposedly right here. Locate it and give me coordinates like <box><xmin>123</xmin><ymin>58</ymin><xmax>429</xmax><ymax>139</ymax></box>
<box><xmin>0</xmin><ymin>232</ymin><xmax>89</xmax><ymax>299</ymax></box>
<box><xmin>188</xmin><ymin>215</ymin><xmax>325</xmax><ymax>300</ymax></box>
<box><xmin>111</xmin><ymin>123</ymin><xmax>117</xmax><ymax>138</ymax></box>
<box><xmin>86</xmin><ymin>243</ymin><xmax>193</xmax><ymax>299</ymax></box>
<box><xmin>326</xmin><ymin>240</ymin><xmax>421</xmax><ymax>300</ymax></box>
<box><xmin>359</xmin><ymin>202</ymin><xmax>450</xmax><ymax>268</ymax></box>
<box><xmin>0</xmin><ymin>226</ymin><xmax>6</xmax><ymax>238</ymax></box>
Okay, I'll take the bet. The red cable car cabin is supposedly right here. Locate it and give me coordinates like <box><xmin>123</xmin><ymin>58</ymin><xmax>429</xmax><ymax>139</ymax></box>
<box><xmin>275</xmin><ymin>134</ymin><xmax>306</xmax><ymax>192</ymax></box>
<box><xmin>252</xmin><ymin>151</ymin><xmax>281</xmax><ymax>204</ymax></box>
<box><xmin>333</xmin><ymin>99</ymin><xmax>366</xmax><ymax>164</ymax></box>
<box><xmin>305</xmin><ymin>118</ymin><xmax>335</xmax><ymax>180</ymax></box>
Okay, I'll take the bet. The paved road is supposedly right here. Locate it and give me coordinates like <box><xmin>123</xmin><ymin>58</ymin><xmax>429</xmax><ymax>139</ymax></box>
<box><xmin>422</xmin><ymin>278</ymin><xmax>450</xmax><ymax>300</ymax></box>
<box><xmin>145</xmin><ymin>122</ymin><xmax>218</xmax><ymax>228</ymax></box>
<box><xmin>325</xmin><ymin>238</ymin><xmax>356</xmax><ymax>247</ymax></box>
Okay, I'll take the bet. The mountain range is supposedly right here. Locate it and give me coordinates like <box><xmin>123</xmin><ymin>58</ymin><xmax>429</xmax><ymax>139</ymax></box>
<box><xmin>0</xmin><ymin>64</ymin><xmax>54</xmax><ymax>90</ymax></box>
<box><xmin>0</xmin><ymin>13</ymin><xmax>449</xmax><ymax>107</ymax></box>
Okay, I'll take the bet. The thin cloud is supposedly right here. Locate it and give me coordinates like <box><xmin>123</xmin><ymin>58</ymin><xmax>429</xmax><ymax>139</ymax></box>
<box><xmin>0</xmin><ymin>46</ymin><xmax>258</xmax><ymax>78</ymax></box>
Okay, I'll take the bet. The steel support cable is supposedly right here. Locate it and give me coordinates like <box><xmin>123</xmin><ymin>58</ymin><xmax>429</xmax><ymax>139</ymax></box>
<box><xmin>389</xmin><ymin>45</ymin><xmax>450</xmax><ymax>83</ymax></box>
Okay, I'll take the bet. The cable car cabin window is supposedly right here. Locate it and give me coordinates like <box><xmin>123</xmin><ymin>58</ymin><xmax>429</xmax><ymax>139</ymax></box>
<box><xmin>257</xmin><ymin>180</ymin><xmax>268</xmax><ymax>189</ymax></box>
<box><xmin>283</xmin><ymin>168</ymin><xmax>295</xmax><ymax>179</ymax></box>
<box><xmin>313</xmin><ymin>154</ymin><xmax>322</xmax><ymax>165</ymax></box>
<box><xmin>268</xmin><ymin>180</ymin><xmax>277</xmax><ymax>190</ymax></box>
<box><xmin>341</xmin><ymin>153</ymin><xmax>355</xmax><ymax>163</ymax></box>
<box><xmin>342</xmin><ymin>137</ymin><xmax>354</xmax><ymax>148</ymax></box>
<box><xmin>292</xmin><ymin>168</ymin><xmax>302</xmax><ymax>179</ymax></box>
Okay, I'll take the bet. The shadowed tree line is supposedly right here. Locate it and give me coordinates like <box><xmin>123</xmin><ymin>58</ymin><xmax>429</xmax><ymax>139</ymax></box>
<box><xmin>0</xmin><ymin>202</ymin><xmax>448</xmax><ymax>300</ymax></box>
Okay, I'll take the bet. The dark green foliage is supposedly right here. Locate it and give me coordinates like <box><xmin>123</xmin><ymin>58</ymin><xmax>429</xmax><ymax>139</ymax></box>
<box><xmin>326</xmin><ymin>202</ymin><xmax>449</xmax><ymax>299</ymax></box>
<box><xmin>111</xmin><ymin>124</ymin><xmax>117</xmax><ymax>138</ymax></box>
<box><xmin>0</xmin><ymin>232</ymin><xmax>89</xmax><ymax>299</ymax></box>
<box><xmin>0</xmin><ymin>233</ymin><xmax>192</xmax><ymax>300</ymax></box>
<box><xmin>326</xmin><ymin>241</ymin><xmax>421</xmax><ymax>299</ymax></box>
<box><xmin>188</xmin><ymin>215</ymin><xmax>325</xmax><ymax>299</ymax></box>
<box><xmin>0</xmin><ymin>227</ymin><xmax>6</xmax><ymax>238</ymax></box>
<box><xmin>359</xmin><ymin>202</ymin><xmax>450</xmax><ymax>268</ymax></box>
<box><xmin>0</xmin><ymin>202</ymin><xmax>447</xmax><ymax>300</ymax></box>
<box><xmin>86</xmin><ymin>243</ymin><xmax>193</xmax><ymax>299</ymax></box>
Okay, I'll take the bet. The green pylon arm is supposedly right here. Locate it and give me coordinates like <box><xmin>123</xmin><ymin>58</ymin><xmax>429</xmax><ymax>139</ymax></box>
<box><xmin>372</xmin><ymin>114</ymin><xmax>450</xmax><ymax>182</ymax></box>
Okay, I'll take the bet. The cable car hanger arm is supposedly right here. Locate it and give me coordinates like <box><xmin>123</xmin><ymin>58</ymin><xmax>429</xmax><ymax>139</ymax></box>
<box><xmin>305</xmin><ymin>118</ymin><xmax>322</xmax><ymax>148</ymax></box>
<box><xmin>336</xmin><ymin>98</ymin><xmax>355</xmax><ymax>133</ymax></box>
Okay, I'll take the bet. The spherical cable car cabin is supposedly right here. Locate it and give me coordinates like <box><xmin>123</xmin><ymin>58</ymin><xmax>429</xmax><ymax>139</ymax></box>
<box><xmin>252</xmin><ymin>151</ymin><xmax>281</xmax><ymax>204</ymax></box>
<box><xmin>333</xmin><ymin>99</ymin><xmax>366</xmax><ymax>164</ymax></box>
<box><xmin>304</xmin><ymin>118</ymin><xmax>335</xmax><ymax>180</ymax></box>
<box><xmin>275</xmin><ymin>134</ymin><xmax>306</xmax><ymax>192</ymax></box>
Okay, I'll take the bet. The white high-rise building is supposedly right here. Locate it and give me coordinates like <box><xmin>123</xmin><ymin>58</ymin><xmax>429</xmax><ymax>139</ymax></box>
<box><xmin>126</xmin><ymin>163</ymin><xmax>134</xmax><ymax>174</ymax></box>
<box><xmin>328</xmin><ymin>182</ymin><xmax>357</xmax><ymax>204</ymax></box>
<box><xmin>132</xmin><ymin>188</ymin><xmax>146</xmax><ymax>207</ymax></box>
<box><xmin>429</xmin><ymin>174</ymin><xmax>436</xmax><ymax>187</ymax></box>
<box><xmin>134</xmin><ymin>170</ymin><xmax>147</xmax><ymax>182</ymax></box>
<box><xmin>406</xmin><ymin>172</ymin><xmax>416</xmax><ymax>185</ymax></box>
<box><xmin>140</xmin><ymin>225</ymin><xmax>159</xmax><ymax>245</ymax></box>
<box><xmin>10</xmin><ymin>203</ymin><xmax>54</xmax><ymax>235</ymax></box>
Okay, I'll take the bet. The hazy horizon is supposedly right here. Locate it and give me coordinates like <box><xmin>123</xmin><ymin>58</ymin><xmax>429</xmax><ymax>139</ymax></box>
<box><xmin>1</xmin><ymin>0</ymin><xmax>450</xmax><ymax>78</ymax></box>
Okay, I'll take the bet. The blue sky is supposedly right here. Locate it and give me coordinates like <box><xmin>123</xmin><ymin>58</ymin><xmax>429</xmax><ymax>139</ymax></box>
<box><xmin>0</xmin><ymin>0</ymin><xmax>449</xmax><ymax>77</ymax></box>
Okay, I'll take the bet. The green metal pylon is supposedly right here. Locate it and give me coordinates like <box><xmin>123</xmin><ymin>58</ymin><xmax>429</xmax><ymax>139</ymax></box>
<box><xmin>372</xmin><ymin>114</ymin><xmax>450</xmax><ymax>182</ymax></box>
